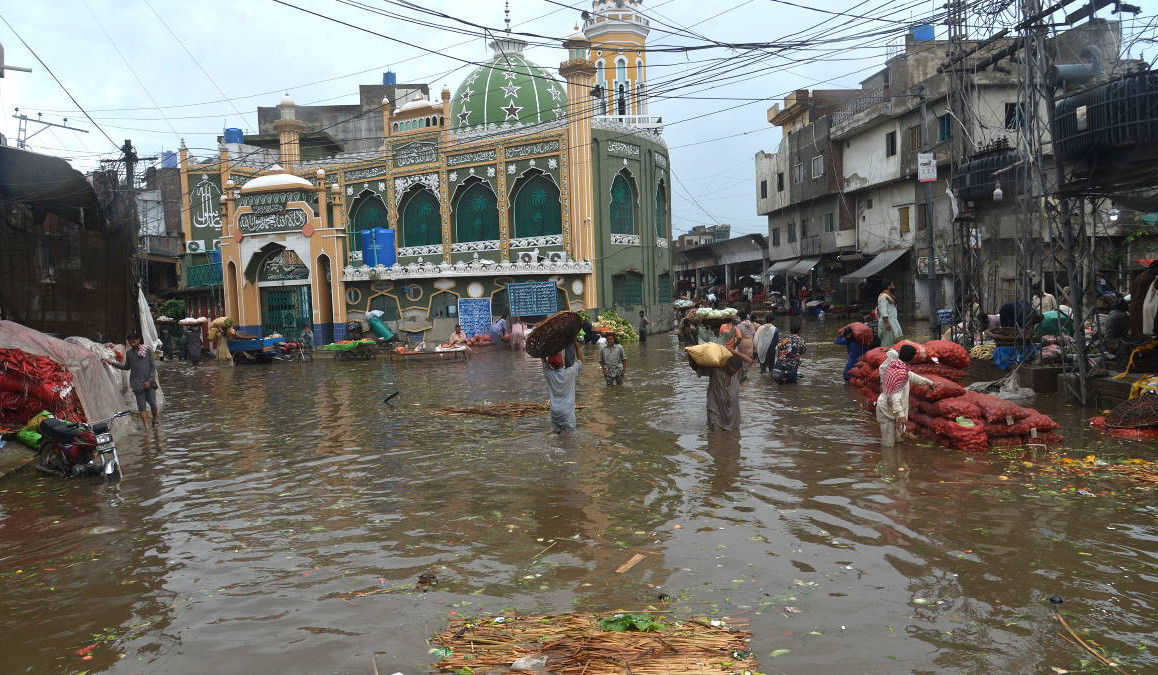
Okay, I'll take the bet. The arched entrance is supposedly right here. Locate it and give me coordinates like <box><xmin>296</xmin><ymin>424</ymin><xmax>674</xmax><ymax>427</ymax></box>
<box><xmin>252</xmin><ymin>245</ymin><xmax>312</xmax><ymax>338</ymax></box>
<box><xmin>316</xmin><ymin>254</ymin><xmax>334</xmax><ymax>345</ymax></box>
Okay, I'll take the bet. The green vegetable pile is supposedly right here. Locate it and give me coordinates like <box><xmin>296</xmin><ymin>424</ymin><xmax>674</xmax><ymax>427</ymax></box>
<box><xmin>598</xmin><ymin>612</ymin><xmax>666</xmax><ymax>632</ymax></box>
<box><xmin>591</xmin><ymin>308</ymin><xmax>640</xmax><ymax>343</ymax></box>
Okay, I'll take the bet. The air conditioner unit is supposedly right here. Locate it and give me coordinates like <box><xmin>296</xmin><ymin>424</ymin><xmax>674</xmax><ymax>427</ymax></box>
<box><xmin>547</xmin><ymin>251</ymin><xmax>567</xmax><ymax>263</ymax></box>
<box><xmin>186</xmin><ymin>240</ymin><xmax>207</xmax><ymax>254</ymax></box>
<box><xmin>517</xmin><ymin>251</ymin><xmax>536</xmax><ymax>264</ymax></box>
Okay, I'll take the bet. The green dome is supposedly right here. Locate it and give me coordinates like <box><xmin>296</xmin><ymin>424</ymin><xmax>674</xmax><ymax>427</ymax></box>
<box><xmin>452</xmin><ymin>38</ymin><xmax>567</xmax><ymax>132</ymax></box>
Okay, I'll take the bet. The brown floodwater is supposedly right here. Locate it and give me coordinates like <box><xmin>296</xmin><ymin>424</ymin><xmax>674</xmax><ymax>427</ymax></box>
<box><xmin>1</xmin><ymin>320</ymin><xmax>1155</xmax><ymax>674</ymax></box>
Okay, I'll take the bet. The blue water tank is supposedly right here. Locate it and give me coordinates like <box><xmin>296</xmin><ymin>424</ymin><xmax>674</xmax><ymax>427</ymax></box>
<box><xmin>383</xmin><ymin>71</ymin><xmax>397</xmax><ymax>86</ymax></box>
<box><xmin>161</xmin><ymin>151</ymin><xmax>178</xmax><ymax>168</ymax></box>
<box><xmin>223</xmin><ymin>127</ymin><xmax>244</xmax><ymax>144</ymax></box>
<box><xmin>208</xmin><ymin>250</ymin><xmax>222</xmax><ymax>265</ymax></box>
<box><xmin>361</xmin><ymin>228</ymin><xmax>396</xmax><ymax>267</ymax></box>
<box><xmin>910</xmin><ymin>24</ymin><xmax>935</xmax><ymax>41</ymax></box>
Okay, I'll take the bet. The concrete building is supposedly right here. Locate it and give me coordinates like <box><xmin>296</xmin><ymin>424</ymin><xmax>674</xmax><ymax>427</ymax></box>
<box><xmin>756</xmin><ymin>20</ymin><xmax>1127</xmax><ymax>321</ymax></box>
<box><xmin>674</xmin><ymin>224</ymin><xmax>731</xmax><ymax>251</ymax></box>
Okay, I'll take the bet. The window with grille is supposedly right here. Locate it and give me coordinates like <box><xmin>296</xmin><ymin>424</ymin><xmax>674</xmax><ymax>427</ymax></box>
<box><xmin>654</xmin><ymin>181</ymin><xmax>667</xmax><ymax>238</ymax></box>
<box><xmin>824</xmin><ymin>212</ymin><xmax>834</xmax><ymax>232</ymax></box>
<box><xmin>613</xmin><ymin>273</ymin><xmax>643</xmax><ymax>306</ymax></box>
<box><xmin>811</xmin><ymin>155</ymin><xmax>825</xmax><ymax>178</ymax></box>
<box><xmin>400</xmin><ymin>188</ymin><xmax>441</xmax><ymax>248</ymax></box>
<box><xmin>793</xmin><ymin>163</ymin><xmax>803</xmax><ymax>183</ymax></box>
<box><xmin>772</xmin><ymin>227</ymin><xmax>781</xmax><ymax>246</ymax></box>
<box><xmin>886</xmin><ymin>131</ymin><xmax>897</xmax><ymax>157</ymax></box>
<box><xmin>610</xmin><ymin>172</ymin><xmax>636</xmax><ymax>235</ymax></box>
<box><xmin>788</xmin><ymin>222</ymin><xmax>796</xmax><ymax>242</ymax></box>
<box><xmin>938</xmin><ymin>114</ymin><xmax>952</xmax><ymax>142</ymax></box>
<box><xmin>657</xmin><ymin>272</ymin><xmax>671</xmax><ymax>302</ymax></box>
<box><xmin>453</xmin><ymin>180</ymin><xmax>499</xmax><ymax>243</ymax></box>
<box><xmin>760</xmin><ymin>180</ymin><xmax>767</xmax><ymax>198</ymax></box>
<box><xmin>512</xmin><ymin>174</ymin><xmax>562</xmax><ymax>238</ymax></box>
<box><xmin>907</xmin><ymin>125</ymin><xmax>921</xmax><ymax>151</ymax></box>
<box><xmin>348</xmin><ymin>194</ymin><xmax>389</xmax><ymax>250</ymax></box>
<box><xmin>899</xmin><ymin>206</ymin><xmax>910</xmax><ymax>233</ymax></box>
<box><xmin>1005</xmin><ymin>102</ymin><xmax>1026</xmax><ymax>129</ymax></box>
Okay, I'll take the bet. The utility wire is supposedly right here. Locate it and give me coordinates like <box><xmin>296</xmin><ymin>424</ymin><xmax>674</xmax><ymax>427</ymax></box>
<box><xmin>0</xmin><ymin>10</ymin><xmax>119</xmax><ymax>149</ymax></box>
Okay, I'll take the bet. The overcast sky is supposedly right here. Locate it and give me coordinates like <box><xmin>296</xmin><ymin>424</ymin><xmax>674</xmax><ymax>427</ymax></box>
<box><xmin>1</xmin><ymin>0</ymin><xmax>1154</xmax><ymax>237</ymax></box>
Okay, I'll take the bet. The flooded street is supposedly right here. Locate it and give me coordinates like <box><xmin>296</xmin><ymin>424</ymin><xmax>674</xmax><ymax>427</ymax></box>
<box><xmin>1</xmin><ymin>322</ymin><xmax>1155</xmax><ymax>674</ymax></box>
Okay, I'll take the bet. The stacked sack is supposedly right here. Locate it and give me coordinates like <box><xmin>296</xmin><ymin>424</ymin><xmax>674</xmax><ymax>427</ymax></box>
<box><xmin>847</xmin><ymin>339</ymin><xmax>1062</xmax><ymax>451</ymax></box>
<box><xmin>0</xmin><ymin>348</ymin><xmax>86</xmax><ymax>427</ymax></box>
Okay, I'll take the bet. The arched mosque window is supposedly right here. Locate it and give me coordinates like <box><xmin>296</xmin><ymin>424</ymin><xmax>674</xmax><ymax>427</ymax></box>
<box><xmin>399</xmin><ymin>187</ymin><xmax>441</xmax><ymax>248</ymax></box>
<box><xmin>454</xmin><ymin>179</ymin><xmax>499</xmax><ymax>243</ymax></box>
<box><xmin>512</xmin><ymin>173</ymin><xmax>562</xmax><ymax>238</ymax></box>
<box><xmin>654</xmin><ymin>180</ymin><xmax>666</xmax><ymax>239</ymax></box>
<box><xmin>348</xmin><ymin>193</ymin><xmax>390</xmax><ymax>250</ymax></box>
<box><xmin>610</xmin><ymin>171</ymin><xmax>636</xmax><ymax>235</ymax></box>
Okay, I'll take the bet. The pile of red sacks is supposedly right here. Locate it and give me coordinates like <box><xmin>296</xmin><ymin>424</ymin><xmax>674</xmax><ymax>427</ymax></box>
<box><xmin>0</xmin><ymin>348</ymin><xmax>86</xmax><ymax>426</ymax></box>
<box><xmin>847</xmin><ymin>339</ymin><xmax>1062</xmax><ymax>451</ymax></box>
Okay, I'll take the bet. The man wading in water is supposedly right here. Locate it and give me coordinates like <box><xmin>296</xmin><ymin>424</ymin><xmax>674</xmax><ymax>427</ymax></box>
<box><xmin>542</xmin><ymin>344</ymin><xmax>581</xmax><ymax>433</ymax></box>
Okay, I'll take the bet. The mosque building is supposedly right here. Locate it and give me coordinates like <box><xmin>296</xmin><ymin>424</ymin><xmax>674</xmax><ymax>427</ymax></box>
<box><xmin>178</xmin><ymin>0</ymin><xmax>672</xmax><ymax>343</ymax></box>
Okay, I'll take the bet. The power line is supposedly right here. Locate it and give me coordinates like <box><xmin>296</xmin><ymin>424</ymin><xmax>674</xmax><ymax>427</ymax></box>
<box><xmin>0</xmin><ymin>10</ymin><xmax>119</xmax><ymax>149</ymax></box>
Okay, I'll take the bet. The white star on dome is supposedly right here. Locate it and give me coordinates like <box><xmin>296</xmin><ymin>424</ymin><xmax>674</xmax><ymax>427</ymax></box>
<box><xmin>548</xmin><ymin>86</ymin><xmax>563</xmax><ymax>102</ymax></box>
<box><xmin>459</xmin><ymin>87</ymin><xmax>474</xmax><ymax>103</ymax></box>
<box><xmin>554</xmin><ymin>107</ymin><xmax>565</xmax><ymax>119</ymax></box>
<box><xmin>500</xmin><ymin>99</ymin><xmax>523</xmax><ymax>121</ymax></box>
<box><xmin>502</xmin><ymin>69</ymin><xmax>519</xmax><ymax>81</ymax></box>
<box><xmin>500</xmin><ymin>82</ymin><xmax>521</xmax><ymax>98</ymax></box>
<box><xmin>458</xmin><ymin>110</ymin><xmax>472</xmax><ymax>125</ymax></box>
<box><xmin>465</xmin><ymin>73</ymin><xmax>479</xmax><ymax>86</ymax></box>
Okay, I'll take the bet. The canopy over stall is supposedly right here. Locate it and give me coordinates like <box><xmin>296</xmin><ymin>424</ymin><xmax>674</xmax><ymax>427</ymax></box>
<box><xmin>840</xmin><ymin>248</ymin><xmax>910</xmax><ymax>283</ymax></box>
<box><xmin>767</xmin><ymin>259</ymin><xmax>798</xmax><ymax>276</ymax></box>
<box><xmin>787</xmin><ymin>257</ymin><xmax>820</xmax><ymax>277</ymax></box>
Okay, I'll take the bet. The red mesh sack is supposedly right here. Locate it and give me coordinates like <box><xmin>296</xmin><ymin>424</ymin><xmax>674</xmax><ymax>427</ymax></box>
<box><xmin>914</xmin><ymin>399</ymin><xmax>942</xmax><ymax>417</ymax></box>
<box><xmin>907</xmin><ymin>409</ymin><xmax>937</xmax><ymax>432</ymax></box>
<box><xmin>858</xmin><ymin>387</ymin><xmax>876</xmax><ymax>402</ymax></box>
<box><xmin>840</xmin><ymin>322</ymin><xmax>874</xmax><ymax>346</ymax></box>
<box><xmin>911</xmin><ymin>375</ymin><xmax>966</xmax><ymax>401</ymax></box>
<box><xmin>911</xmin><ymin>364</ymin><xmax>967</xmax><ymax>381</ymax></box>
<box><xmin>925</xmin><ymin>339</ymin><xmax>970</xmax><ymax>368</ymax></box>
<box><xmin>1037</xmin><ymin>432</ymin><xmax>1064</xmax><ymax>443</ymax></box>
<box><xmin>931</xmin><ymin>416</ymin><xmax>988</xmax><ymax>452</ymax></box>
<box><xmin>962</xmin><ymin>391</ymin><xmax>1030</xmax><ymax>423</ymax></box>
<box><xmin>985</xmin><ymin>421</ymin><xmax>1021</xmax><ymax>438</ymax></box>
<box><xmin>891</xmin><ymin>340</ymin><xmax>929</xmax><ymax>363</ymax></box>
<box><xmin>861</xmin><ymin>347</ymin><xmax>890</xmax><ymax>369</ymax></box>
<box><xmin>1010</xmin><ymin>410</ymin><xmax>1060</xmax><ymax>435</ymax></box>
<box><xmin>989</xmin><ymin>435</ymin><xmax>1028</xmax><ymax>448</ymax></box>
<box><xmin>930</xmin><ymin>396</ymin><xmax>983</xmax><ymax>419</ymax></box>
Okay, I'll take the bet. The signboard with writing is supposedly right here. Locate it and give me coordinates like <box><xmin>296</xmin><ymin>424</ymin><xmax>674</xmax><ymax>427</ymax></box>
<box><xmin>507</xmin><ymin>281</ymin><xmax>558</xmax><ymax>317</ymax></box>
<box><xmin>506</xmin><ymin>140</ymin><xmax>560</xmax><ymax>159</ymax></box>
<box><xmin>393</xmin><ymin>141</ymin><xmax>438</xmax><ymax>168</ymax></box>
<box><xmin>237</xmin><ymin>190</ymin><xmax>312</xmax><ymax>214</ymax></box>
<box><xmin>188</xmin><ymin>174</ymin><xmax>222</xmax><ymax>242</ymax></box>
<box><xmin>345</xmin><ymin>165</ymin><xmax>388</xmax><ymax>182</ymax></box>
<box><xmin>447</xmin><ymin>149</ymin><xmax>497</xmax><ymax>167</ymax></box>
<box><xmin>258</xmin><ymin>250</ymin><xmax>309</xmax><ymax>282</ymax></box>
<box><xmin>457</xmin><ymin>298</ymin><xmax>492</xmax><ymax>337</ymax></box>
<box><xmin>917</xmin><ymin>152</ymin><xmax>937</xmax><ymax>183</ymax></box>
<box><xmin>238</xmin><ymin>208</ymin><xmax>310</xmax><ymax>235</ymax></box>
<box><xmin>607</xmin><ymin>140</ymin><xmax>641</xmax><ymax>157</ymax></box>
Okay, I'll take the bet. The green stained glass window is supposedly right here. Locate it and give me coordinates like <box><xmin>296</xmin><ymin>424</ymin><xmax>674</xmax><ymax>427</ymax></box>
<box><xmin>654</xmin><ymin>182</ymin><xmax>667</xmax><ymax>239</ymax></box>
<box><xmin>612</xmin><ymin>273</ymin><xmax>643</xmax><ymax>306</ymax></box>
<box><xmin>349</xmin><ymin>194</ymin><xmax>389</xmax><ymax>250</ymax></box>
<box><xmin>610</xmin><ymin>173</ymin><xmax>636</xmax><ymax>235</ymax></box>
<box><xmin>400</xmin><ymin>188</ymin><xmax>442</xmax><ymax>248</ymax></box>
<box><xmin>454</xmin><ymin>181</ymin><xmax>499</xmax><ymax>243</ymax></box>
<box><xmin>512</xmin><ymin>175</ymin><xmax>561</xmax><ymax>238</ymax></box>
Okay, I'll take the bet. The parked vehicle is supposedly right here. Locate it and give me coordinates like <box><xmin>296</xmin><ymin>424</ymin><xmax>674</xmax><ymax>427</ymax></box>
<box><xmin>36</xmin><ymin>410</ymin><xmax>133</xmax><ymax>480</ymax></box>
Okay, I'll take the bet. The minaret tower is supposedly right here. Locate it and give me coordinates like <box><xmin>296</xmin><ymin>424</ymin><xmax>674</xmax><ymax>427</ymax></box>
<box><xmin>560</xmin><ymin>26</ymin><xmax>598</xmax><ymax>307</ymax></box>
<box><xmin>583</xmin><ymin>0</ymin><xmax>650</xmax><ymax>117</ymax></box>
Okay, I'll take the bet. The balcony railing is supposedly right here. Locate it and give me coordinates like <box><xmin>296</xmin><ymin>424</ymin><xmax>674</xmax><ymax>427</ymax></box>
<box><xmin>186</xmin><ymin>263</ymin><xmax>222</xmax><ymax>288</ymax></box>
<box><xmin>142</xmin><ymin>235</ymin><xmax>183</xmax><ymax>257</ymax></box>
<box><xmin>598</xmin><ymin>114</ymin><xmax>664</xmax><ymax>133</ymax></box>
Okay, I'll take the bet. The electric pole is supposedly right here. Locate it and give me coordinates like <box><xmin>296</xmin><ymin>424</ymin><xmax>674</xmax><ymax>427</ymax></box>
<box><xmin>12</xmin><ymin>111</ymin><xmax>88</xmax><ymax>149</ymax></box>
<box><xmin>918</xmin><ymin>86</ymin><xmax>939</xmax><ymax>338</ymax></box>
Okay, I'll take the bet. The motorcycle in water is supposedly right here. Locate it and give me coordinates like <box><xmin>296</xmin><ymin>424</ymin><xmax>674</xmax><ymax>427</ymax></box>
<box><xmin>36</xmin><ymin>410</ymin><xmax>133</xmax><ymax>480</ymax></box>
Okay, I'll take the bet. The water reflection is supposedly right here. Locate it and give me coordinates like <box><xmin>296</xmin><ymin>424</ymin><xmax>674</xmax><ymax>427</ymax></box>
<box><xmin>0</xmin><ymin>327</ymin><xmax>1154</xmax><ymax>673</ymax></box>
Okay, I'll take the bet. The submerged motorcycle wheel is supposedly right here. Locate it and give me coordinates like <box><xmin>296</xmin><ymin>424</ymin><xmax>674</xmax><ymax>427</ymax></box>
<box><xmin>35</xmin><ymin>442</ymin><xmax>69</xmax><ymax>476</ymax></box>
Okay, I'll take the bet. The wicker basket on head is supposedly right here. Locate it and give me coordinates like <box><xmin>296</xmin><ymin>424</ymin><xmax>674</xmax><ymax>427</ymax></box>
<box><xmin>526</xmin><ymin>311</ymin><xmax>583</xmax><ymax>358</ymax></box>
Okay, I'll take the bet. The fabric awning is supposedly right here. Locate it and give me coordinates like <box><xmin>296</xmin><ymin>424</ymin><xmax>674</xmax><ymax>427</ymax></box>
<box><xmin>787</xmin><ymin>257</ymin><xmax>820</xmax><ymax>276</ymax></box>
<box><xmin>767</xmin><ymin>259</ymin><xmax>799</xmax><ymax>275</ymax></box>
<box><xmin>840</xmin><ymin>248</ymin><xmax>909</xmax><ymax>283</ymax></box>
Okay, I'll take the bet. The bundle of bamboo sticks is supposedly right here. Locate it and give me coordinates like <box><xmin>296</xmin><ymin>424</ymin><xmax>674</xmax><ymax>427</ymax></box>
<box><xmin>430</xmin><ymin>613</ymin><xmax>756</xmax><ymax>674</ymax></box>
<box><xmin>436</xmin><ymin>402</ymin><xmax>587</xmax><ymax>418</ymax></box>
